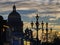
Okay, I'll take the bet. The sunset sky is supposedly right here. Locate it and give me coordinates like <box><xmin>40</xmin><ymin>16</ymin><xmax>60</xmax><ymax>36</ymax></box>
<box><xmin>0</xmin><ymin>0</ymin><xmax>60</xmax><ymax>31</ymax></box>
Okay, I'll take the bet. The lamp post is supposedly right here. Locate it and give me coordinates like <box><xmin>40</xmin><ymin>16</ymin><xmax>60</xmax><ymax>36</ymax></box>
<box><xmin>36</xmin><ymin>14</ymin><xmax>39</xmax><ymax>45</ymax></box>
<box><xmin>31</xmin><ymin>14</ymin><xmax>52</xmax><ymax>44</ymax></box>
<box><xmin>50</xmin><ymin>28</ymin><xmax>53</xmax><ymax>42</ymax></box>
<box><xmin>46</xmin><ymin>22</ymin><xmax>48</xmax><ymax>42</ymax></box>
<box><xmin>41</xmin><ymin>21</ymin><xmax>44</xmax><ymax>41</ymax></box>
<box><xmin>31</xmin><ymin>14</ymin><xmax>39</xmax><ymax>45</ymax></box>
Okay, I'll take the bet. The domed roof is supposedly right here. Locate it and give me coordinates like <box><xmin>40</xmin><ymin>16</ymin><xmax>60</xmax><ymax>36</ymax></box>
<box><xmin>8</xmin><ymin>5</ymin><xmax>23</xmax><ymax>32</ymax></box>
<box><xmin>8</xmin><ymin>5</ymin><xmax>21</xmax><ymax>19</ymax></box>
<box><xmin>9</xmin><ymin>11</ymin><xmax>21</xmax><ymax>18</ymax></box>
<box><xmin>8</xmin><ymin>5</ymin><xmax>23</xmax><ymax>26</ymax></box>
<box><xmin>8</xmin><ymin>5</ymin><xmax>22</xmax><ymax>23</ymax></box>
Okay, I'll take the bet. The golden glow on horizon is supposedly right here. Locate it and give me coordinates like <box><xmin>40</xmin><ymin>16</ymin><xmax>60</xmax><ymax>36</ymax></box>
<box><xmin>23</xmin><ymin>22</ymin><xmax>60</xmax><ymax>31</ymax></box>
<box><xmin>23</xmin><ymin>22</ymin><xmax>60</xmax><ymax>41</ymax></box>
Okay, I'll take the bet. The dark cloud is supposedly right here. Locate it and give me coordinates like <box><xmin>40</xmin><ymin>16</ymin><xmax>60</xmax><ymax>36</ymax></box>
<box><xmin>0</xmin><ymin>0</ymin><xmax>31</xmax><ymax>2</ymax></box>
<box><xmin>39</xmin><ymin>11</ymin><xmax>60</xmax><ymax>14</ymax></box>
<box><xmin>38</xmin><ymin>16</ymin><xmax>56</xmax><ymax>22</ymax></box>
<box><xmin>0</xmin><ymin>9</ymin><xmax>37</xmax><ymax>15</ymax></box>
<box><xmin>51</xmin><ymin>18</ymin><xmax>60</xmax><ymax>25</ymax></box>
<box><xmin>0</xmin><ymin>9</ymin><xmax>37</xmax><ymax>20</ymax></box>
<box><xmin>0</xmin><ymin>9</ymin><xmax>60</xmax><ymax>26</ymax></box>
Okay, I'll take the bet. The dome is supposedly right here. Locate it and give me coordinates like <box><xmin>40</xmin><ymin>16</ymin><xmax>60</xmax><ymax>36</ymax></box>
<box><xmin>8</xmin><ymin>11</ymin><xmax>21</xmax><ymax>19</ymax></box>
<box><xmin>8</xmin><ymin>5</ymin><xmax>21</xmax><ymax>22</ymax></box>
<box><xmin>8</xmin><ymin>5</ymin><xmax>23</xmax><ymax>32</ymax></box>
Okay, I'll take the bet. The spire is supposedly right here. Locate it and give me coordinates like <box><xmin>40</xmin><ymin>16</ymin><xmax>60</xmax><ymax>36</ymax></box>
<box><xmin>13</xmin><ymin>4</ymin><xmax>16</xmax><ymax>11</ymax></box>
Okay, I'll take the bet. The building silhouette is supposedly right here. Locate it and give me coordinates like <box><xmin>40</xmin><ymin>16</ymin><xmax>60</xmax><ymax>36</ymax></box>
<box><xmin>0</xmin><ymin>4</ymin><xmax>60</xmax><ymax>45</ymax></box>
<box><xmin>8</xmin><ymin>4</ymin><xmax>23</xmax><ymax>32</ymax></box>
<box><xmin>0</xmin><ymin>16</ymin><xmax>8</xmax><ymax>45</ymax></box>
<box><xmin>0</xmin><ymin>16</ymin><xmax>4</xmax><ymax>45</ymax></box>
<box><xmin>7</xmin><ymin>5</ymin><xmax>24</xmax><ymax>45</ymax></box>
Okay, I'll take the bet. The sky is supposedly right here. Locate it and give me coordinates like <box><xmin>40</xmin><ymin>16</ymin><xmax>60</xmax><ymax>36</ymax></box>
<box><xmin>0</xmin><ymin>0</ymin><xmax>60</xmax><ymax>31</ymax></box>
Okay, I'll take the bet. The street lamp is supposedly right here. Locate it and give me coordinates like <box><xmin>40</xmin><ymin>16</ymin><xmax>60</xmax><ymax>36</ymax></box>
<box><xmin>31</xmin><ymin>14</ymin><xmax>39</xmax><ymax>45</ymax></box>
<box><xmin>46</xmin><ymin>22</ymin><xmax>48</xmax><ymax>42</ymax></box>
<box><xmin>31</xmin><ymin>14</ymin><xmax>52</xmax><ymax>44</ymax></box>
<box><xmin>41</xmin><ymin>21</ymin><xmax>44</xmax><ymax>41</ymax></box>
<box><xmin>35</xmin><ymin>14</ymin><xmax>39</xmax><ymax>45</ymax></box>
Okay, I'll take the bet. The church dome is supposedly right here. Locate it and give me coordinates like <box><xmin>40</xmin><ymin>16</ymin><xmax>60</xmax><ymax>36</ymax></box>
<box><xmin>8</xmin><ymin>5</ymin><xmax>22</xmax><ymax>26</ymax></box>
<box><xmin>8</xmin><ymin>5</ymin><xmax>21</xmax><ymax>21</ymax></box>
<box><xmin>9</xmin><ymin>5</ymin><xmax>20</xmax><ymax>17</ymax></box>
<box><xmin>8</xmin><ymin>5</ymin><xmax>23</xmax><ymax>32</ymax></box>
<box><xmin>8</xmin><ymin>10</ymin><xmax>21</xmax><ymax>20</ymax></box>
